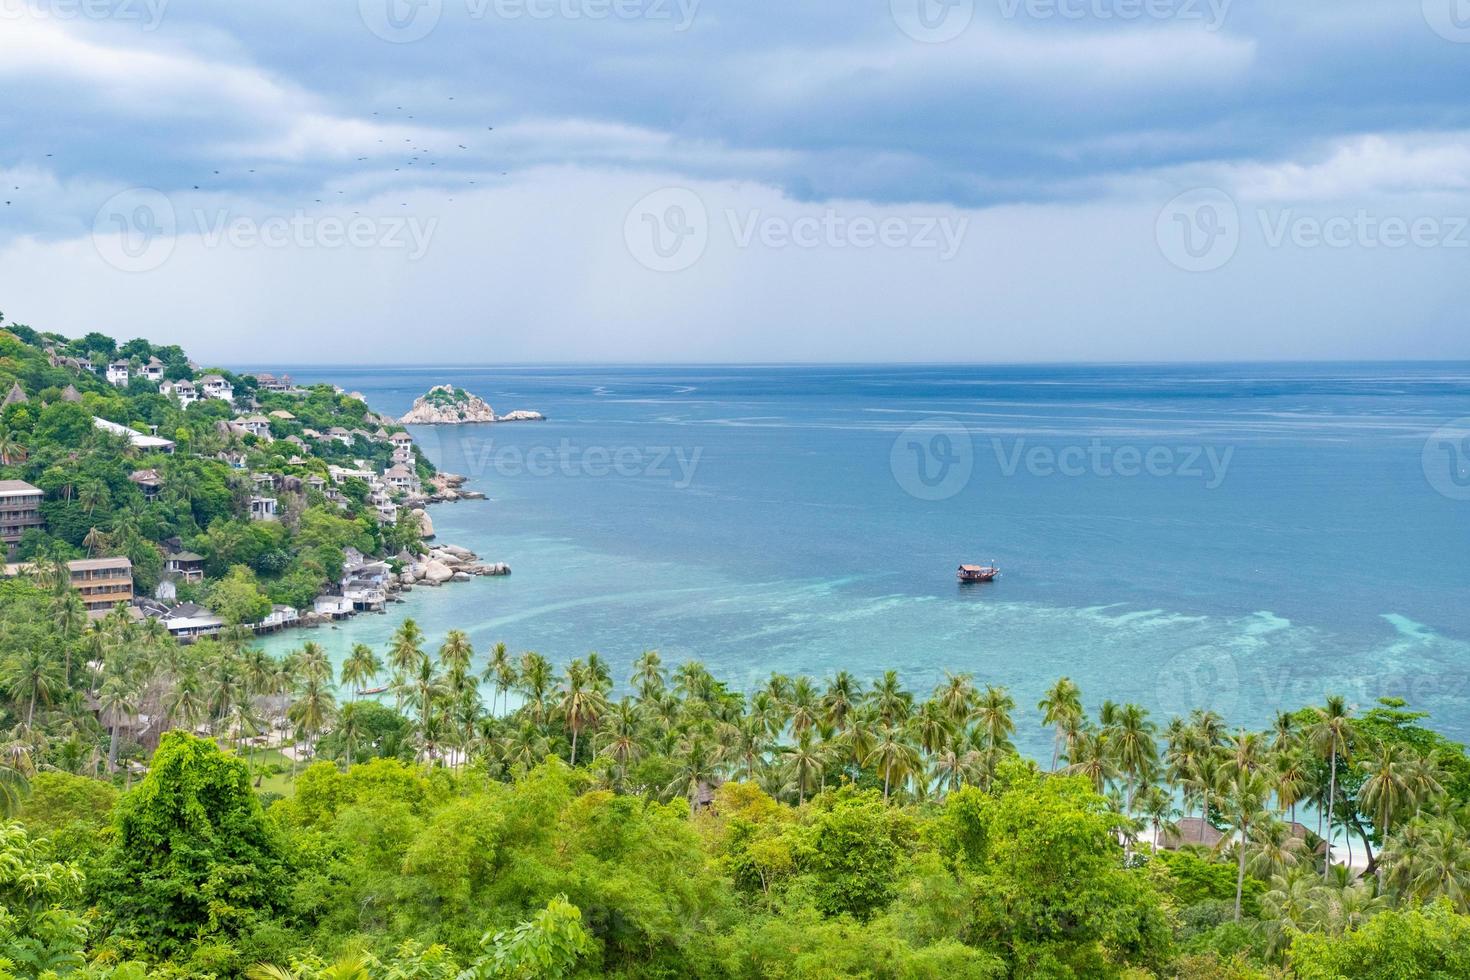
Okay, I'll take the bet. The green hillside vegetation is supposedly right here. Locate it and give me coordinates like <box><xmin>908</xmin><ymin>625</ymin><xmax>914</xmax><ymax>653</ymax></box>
<box><xmin>3</xmin><ymin>320</ymin><xmax>1470</xmax><ymax>978</ymax></box>
<box><xmin>0</xmin><ymin>316</ymin><xmax>429</xmax><ymax>611</ymax></box>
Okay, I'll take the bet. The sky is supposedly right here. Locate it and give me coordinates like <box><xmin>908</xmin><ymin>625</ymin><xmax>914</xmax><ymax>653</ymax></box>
<box><xmin>1</xmin><ymin>0</ymin><xmax>1468</xmax><ymax>363</ymax></box>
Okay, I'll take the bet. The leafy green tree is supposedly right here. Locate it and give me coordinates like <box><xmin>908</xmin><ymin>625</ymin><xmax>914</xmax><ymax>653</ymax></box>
<box><xmin>1289</xmin><ymin>900</ymin><xmax>1470</xmax><ymax>979</ymax></box>
<box><xmin>89</xmin><ymin>732</ymin><xmax>292</xmax><ymax>960</ymax></box>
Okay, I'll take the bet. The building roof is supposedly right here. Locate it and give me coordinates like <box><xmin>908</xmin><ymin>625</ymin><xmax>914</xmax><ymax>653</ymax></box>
<box><xmin>128</xmin><ymin>468</ymin><xmax>162</xmax><ymax>484</ymax></box>
<box><xmin>60</xmin><ymin>385</ymin><xmax>81</xmax><ymax>401</ymax></box>
<box><xmin>167</xmin><ymin>551</ymin><xmax>204</xmax><ymax>563</ymax></box>
<box><xmin>0</xmin><ymin>479</ymin><xmax>41</xmax><ymax>497</ymax></box>
<box><xmin>93</xmin><ymin>416</ymin><xmax>174</xmax><ymax>450</ymax></box>
<box><xmin>1161</xmin><ymin>818</ymin><xmax>1225</xmax><ymax>849</ymax></box>
<box><xmin>385</xmin><ymin>464</ymin><xmax>414</xmax><ymax>478</ymax></box>
<box><xmin>199</xmin><ymin>374</ymin><xmax>228</xmax><ymax>384</ymax></box>
<box><xmin>3</xmin><ymin>382</ymin><xmax>28</xmax><ymax>406</ymax></box>
<box><xmin>66</xmin><ymin>556</ymin><xmax>133</xmax><ymax>571</ymax></box>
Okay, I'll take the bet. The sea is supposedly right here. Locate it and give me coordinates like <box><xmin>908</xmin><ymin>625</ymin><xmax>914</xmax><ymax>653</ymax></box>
<box><xmin>242</xmin><ymin>363</ymin><xmax>1470</xmax><ymax>755</ymax></box>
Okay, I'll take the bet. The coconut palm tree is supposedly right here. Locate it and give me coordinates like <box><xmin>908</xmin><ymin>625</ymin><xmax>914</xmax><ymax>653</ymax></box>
<box><xmin>1380</xmin><ymin>816</ymin><xmax>1470</xmax><ymax>911</ymax></box>
<box><xmin>516</xmin><ymin>652</ymin><xmax>555</xmax><ymax>723</ymax></box>
<box><xmin>0</xmin><ymin>424</ymin><xmax>26</xmax><ymax>465</ymax></box>
<box><xmin>438</xmin><ymin>629</ymin><xmax>474</xmax><ymax>681</ymax></box>
<box><xmin>667</xmin><ymin>736</ymin><xmax>718</xmax><ymax>815</ymax></box>
<box><xmin>341</xmin><ymin>643</ymin><xmax>382</xmax><ymax>700</ymax></box>
<box><xmin>1038</xmin><ymin>676</ymin><xmax>1083</xmax><ymax>771</ymax></box>
<box><xmin>631</xmin><ymin>649</ymin><xmax>664</xmax><ymax>701</ymax></box>
<box><xmin>288</xmin><ymin>677</ymin><xmax>337</xmax><ymax>768</ymax></box>
<box><xmin>1245</xmin><ymin>816</ymin><xmax>1308</xmax><ymax>883</ymax></box>
<box><xmin>910</xmin><ymin>699</ymin><xmax>955</xmax><ymax>758</ymax></box>
<box><xmin>818</xmin><ymin>671</ymin><xmax>858</xmax><ymax>733</ymax></box>
<box><xmin>4</xmin><ymin>647</ymin><xmax>65</xmax><ymax>727</ymax></box>
<box><xmin>597</xmin><ymin>699</ymin><xmax>645</xmax><ymax>788</ymax></box>
<box><xmin>1219</xmin><ymin>768</ymin><xmax>1276</xmax><ymax>921</ymax></box>
<box><xmin>1359</xmin><ymin>742</ymin><xmax>1413</xmax><ymax>860</ymax></box>
<box><xmin>867</xmin><ymin>670</ymin><xmax>913</xmax><ymax>726</ymax></box>
<box><xmin>387</xmin><ymin>619</ymin><xmax>426</xmax><ymax>708</ymax></box>
<box><xmin>483</xmin><ymin>641</ymin><xmax>517</xmax><ymax>716</ymax></box>
<box><xmin>974</xmin><ymin>685</ymin><xmax>1016</xmax><ymax>753</ymax></box>
<box><xmin>296</xmin><ymin>641</ymin><xmax>333</xmax><ymax>686</ymax></box>
<box><xmin>95</xmin><ymin>675</ymin><xmax>137</xmax><ymax>774</ymax></box>
<box><xmin>782</xmin><ymin>728</ymin><xmax>825</xmax><ymax>805</ymax></box>
<box><xmin>934</xmin><ymin>671</ymin><xmax>977</xmax><ymax>725</ymax></box>
<box><xmin>1136</xmin><ymin>785</ymin><xmax>1181</xmax><ymax>851</ymax></box>
<box><xmin>865</xmin><ymin>723</ymin><xmax>920</xmax><ymax>802</ymax></box>
<box><xmin>1112</xmin><ymin>703</ymin><xmax>1158</xmax><ymax>810</ymax></box>
<box><xmin>558</xmin><ymin>659</ymin><xmax>609</xmax><ymax>766</ymax></box>
<box><xmin>1308</xmin><ymin>694</ymin><xmax>1354</xmax><ymax>879</ymax></box>
<box><xmin>1065</xmin><ymin>729</ymin><xmax>1119</xmax><ymax>795</ymax></box>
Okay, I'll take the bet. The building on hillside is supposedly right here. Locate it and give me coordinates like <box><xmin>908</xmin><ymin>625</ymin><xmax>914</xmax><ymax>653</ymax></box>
<box><xmin>248</xmin><ymin>495</ymin><xmax>278</xmax><ymax>521</ymax></box>
<box><xmin>92</xmin><ymin>417</ymin><xmax>175</xmax><ymax>454</ymax></box>
<box><xmin>234</xmin><ymin>415</ymin><xmax>273</xmax><ymax>439</ymax></box>
<box><xmin>217</xmin><ymin>450</ymin><xmax>247</xmax><ymax>469</ymax></box>
<box><xmin>141</xmin><ymin>357</ymin><xmax>166</xmax><ymax>382</ymax></box>
<box><xmin>3</xmin><ymin>382</ymin><xmax>27</xmax><ymax>407</ymax></box>
<box><xmin>128</xmin><ymin>468</ymin><xmax>163</xmax><ymax>501</ymax></box>
<box><xmin>161</xmin><ymin>602</ymin><xmax>224</xmax><ymax>642</ymax></box>
<box><xmin>389</xmin><ymin>431</ymin><xmax>413</xmax><ymax>463</ymax></box>
<box><xmin>269</xmin><ymin>409</ymin><xmax>296</xmax><ymax>420</ymax></box>
<box><xmin>159</xmin><ymin>379</ymin><xmax>198</xmax><ymax>407</ymax></box>
<box><xmin>1157</xmin><ymin>818</ymin><xmax>1226</xmax><ymax>850</ymax></box>
<box><xmin>198</xmin><ymin>375</ymin><xmax>234</xmax><ymax>401</ymax></box>
<box><xmin>106</xmin><ymin>361</ymin><xmax>130</xmax><ymax>386</ymax></box>
<box><xmin>5</xmin><ymin>556</ymin><xmax>135</xmax><ymax>618</ymax></box>
<box><xmin>384</xmin><ymin>463</ymin><xmax>417</xmax><ymax>492</ymax></box>
<box><xmin>66</xmin><ymin>557</ymin><xmax>134</xmax><ymax>617</ymax></box>
<box><xmin>0</xmin><ymin>480</ymin><xmax>44</xmax><ymax>557</ymax></box>
<box><xmin>59</xmin><ymin>385</ymin><xmax>81</xmax><ymax>402</ymax></box>
<box><xmin>164</xmin><ymin>550</ymin><xmax>205</xmax><ymax>583</ymax></box>
<box><xmin>326</xmin><ymin>426</ymin><xmax>353</xmax><ymax>445</ymax></box>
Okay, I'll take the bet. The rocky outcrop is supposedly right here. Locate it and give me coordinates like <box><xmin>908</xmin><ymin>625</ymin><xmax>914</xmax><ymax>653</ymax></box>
<box><xmin>399</xmin><ymin>385</ymin><xmax>544</xmax><ymax>425</ymax></box>
<box><xmin>416</xmin><ymin>509</ymin><xmax>435</xmax><ymax>539</ymax></box>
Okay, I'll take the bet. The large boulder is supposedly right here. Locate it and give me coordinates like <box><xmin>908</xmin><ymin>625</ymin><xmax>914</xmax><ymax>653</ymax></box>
<box><xmin>423</xmin><ymin>560</ymin><xmax>455</xmax><ymax>585</ymax></box>
<box><xmin>417</xmin><ymin>509</ymin><xmax>435</xmax><ymax>539</ymax></box>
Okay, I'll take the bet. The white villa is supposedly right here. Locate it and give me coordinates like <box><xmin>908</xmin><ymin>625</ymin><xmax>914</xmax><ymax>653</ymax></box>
<box><xmin>233</xmin><ymin>414</ymin><xmax>273</xmax><ymax>439</ymax></box>
<box><xmin>248</xmin><ymin>495</ymin><xmax>278</xmax><ymax>521</ymax></box>
<box><xmin>141</xmin><ymin>357</ymin><xmax>166</xmax><ymax>382</ymax></box>
<box><xmin>160</xmin><ymin>379</ymin><xmax>198</xmax><ymax>407</ymax></box>
<box><xmin>106</xmin><ymin>360</ymin><xmax>130</xmax><ymax>386</ymax></box>
<box><xmin>198</xmin><ymin>374</ymin><xmax>234</xmax><ymax>402</ymax></box>
<box><xmin>93</xmin><ymin>416</ymin><xmax>174</xmax><ymax>454</ymax></box>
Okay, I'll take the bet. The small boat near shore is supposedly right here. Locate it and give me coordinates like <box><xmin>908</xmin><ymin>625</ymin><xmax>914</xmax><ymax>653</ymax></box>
<box><xmin>957</xmin><ymin>563</ymin><xmax>999</xmax><ymax>583</ymax></box>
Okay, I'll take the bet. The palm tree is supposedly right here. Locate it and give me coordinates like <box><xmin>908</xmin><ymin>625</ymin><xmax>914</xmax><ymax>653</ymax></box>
<box><xmin>1380</xmin><ymin>817</ymin><xmax>1470</xmax><ymax>911</ymax></box>
<box><xmin>517</xmin><ymin>652</ymin><xmax>555</xmax><ymax>723</ymax></box>
<box><xmin>558</xmin><ymin>659</ymin><xmax>609</xmax><ymax>766</ymax></box>
<box><xmin>820</xmin><ymin>671</ymin><xmax>858</xmax><ymax>732</ymax></box>
<box><xmin>934</xmin><ymin>671</ymin><xmax>977</xmax><ymax>725</ymax></box>
<box><xmin>865</xmin><ymin>723</ymin><xmax>920</xmax><ymax>802</ymax></box>
<box><xmin>1359</xmin><ymin>741</ymin><xmax>1413</xmax><ymax>864</ymax></box>
<box><xmin>288</xmin><ymin>677</ymin><xmax>337</xmax><ymax>768</ymax></box>
<box><xmin>387</xmin><ymin>618</ymin><xmax>426</xmax><ymax>709</ymax></box>
<box><xmin>1136</xmin><ymin>785</ymin><xmax>1181</xmax><ymax>851</ymax></box>
<box><xmin>867</xmin><ymin>670</ymin><xmax>913</xmax><ymax>726</ymax></box>
<box><xmin>438</xmin><ymin>629</ymin><xmax>474</xmax><ymax>680</ymax></box>
<box><xmin>1218</xmin><ymin>768</ymin><xmax>1275</xmax><ymax>921</ymax></box>
<box><xmin>4</xmin><ymin>648</ymin><xmax>65</xmax><ymax>727</ymax></box>
<box><xmin>721</xmin><ymin>714</ymin><xmax>771</xmax><ymax>783</ymax></box>
<box><xmin>1064</xmin><ymin>729</ymin><xmax>1119</xmax><ymax>795</ymax></box>
<box><xmin>597</xmin><ymin>699</ymin><xmax>644</xmax><ymax>788</ymax></box>
<box><xmin>667</xmin><ymin>736</ymin><xmax>718</xmax><ymax>815</ymax></box>
<box><xmin>1308</xmin><ymin>694</ymin><xmax>1354</xmax><ymax>879</ymax></box>
<box><xmin>1245</xmin><ymin>816</ymin><xmax>1308</xmax><ymax>883</ymax></box>
<box><xmin>0</xmin><ymin>424</ymin><xmax>25</xmax><ymax>465</ymax></box>
<box><xmin>341</xmin><ymin>643</ymin><xmax>382</xmax><ymax>700</ymax></box>
<box><xmin>296</xmin><ymin>641</ymin><xmax>333</xmax><ymax>685</ymax></box>
<box><xmin>96</xmin><ymin>676</ymin><xmax>137</xmax><ymax>773</ymax></box>
<box><xmin>1038</xmin><ymin>676</ymin><xmax>1083</xmax><ymax>771</ymax></box>
<box><xmin>1112</xmin><ymin>703</ymin><xmax>1158</xmax><ymax>810</ymax></box>
<box><xmin>974</xmin><ymin>685</ymin><xmax>1016</xmax><ymax>752</ymax></box>
<box><xmin>910</xmin><ymin>700</ymin><xmax>955</xmax><ymax>757</ymax></box>
<box><xmin>631</xmin><ymin>649</ymin><xmax>665</xmax><ymax>701</ymax></box>
<box><xmin>485</xmin><ymin>641</ymin><xmax>516</xmax><ymax>715</ymax></box>
<box><xmin>53</xmin><ymin>590</ymin><xmax>87</xmax><ymax>683</ymax></box>
<box><xmin>781</xmin><ymin>728</ymin><xmax>825</xmax><ymax>805</ymax></box>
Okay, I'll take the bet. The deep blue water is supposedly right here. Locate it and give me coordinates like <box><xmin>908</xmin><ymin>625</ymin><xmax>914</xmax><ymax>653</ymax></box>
<box><xmin>243</xmin><ymin>363</ymin><xmax>1470</xmax><ymax>752</ymax></box>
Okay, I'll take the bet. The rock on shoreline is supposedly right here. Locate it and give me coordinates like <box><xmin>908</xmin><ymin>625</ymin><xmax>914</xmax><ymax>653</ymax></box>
<box><xmin>399</xmin><ymin>384</ymin><xmax>545</xmax><ymax>425</ymax></box>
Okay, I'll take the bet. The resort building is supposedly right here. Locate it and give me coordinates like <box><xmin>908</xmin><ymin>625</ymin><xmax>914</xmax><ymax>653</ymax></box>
<box><xmin>384</xmin><ymin>463</ymin><xmax>418</xmax><ymax>492</ymax></box>
<box><xmin>0</xmin><ymin>480</ymin><xmax>44</xmax><ymax>556</ymax></box>
<box><xmin>249</xmin><ymin>495</ymin><xmax>278</xmax><ymax>521</ymax></box>
<box><xmin>106</xmin><ymin>360</ymin><xmax>130</xmax><ymax>386</ymax></box>
<box><xmin>234</xmin><ymin>414</ymin><xmax>273</xmax><ymax>438</ymax></box>
<box><xmin>255</xmin><ymin>372</ymin><xmax>296</xmax><ymax>393</ymax></box>
<box><xmin>164</xmin><ymin>550</ymin><xmax>205</xmax><ymax>583</ymax></box>
<box><xmin>141</xmin><ymin>357</ymin><xmax>166</xmax><ymax>382</ymax></box>
<box><xmin>128</xmin><ymin>468</ymin><xmax>163</xmax><ymax>501</ymax></box>
<box><xmin>6</xmin><ymin>556</ymin><xmax>136</xmax><ymax>618</ymax></box>
<box><xmin>198</xmin><ymin>374</ymin><xmax>234</xmax><ymax>402</ymax></box>
<box><xmin>161</xmin><ymin>602</ymin><xmax>224</xmax><ymax>642</ymax></box>
<box><xmin>92</xmin><ymin>417</ymin><xmax>175</xmax><ymax>454</ymax></box>
<box><xmin>390</xmin><ymin>431</ymin><xmax>414</xmax><ymax>463</ymax></box>
<box><xmin>3</xmin><ymin>382</ymin><xmax>27</xmax><ymax>407</ymax></box>
<box><xmin>159</xmin><ymin>379</ymin><xmax>198</xmax><ymax>407</ymax></box>
<box><xmin>67</xmin><ymin>557</ymin><xmax>135</xmax><ymax>617</ymax></box>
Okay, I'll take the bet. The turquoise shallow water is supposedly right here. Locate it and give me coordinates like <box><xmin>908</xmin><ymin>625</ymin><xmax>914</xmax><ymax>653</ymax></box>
<box><xmin>246</xmin><ymin>364</ymin><xmax>1470</xmax><ymax>755</ymax></box>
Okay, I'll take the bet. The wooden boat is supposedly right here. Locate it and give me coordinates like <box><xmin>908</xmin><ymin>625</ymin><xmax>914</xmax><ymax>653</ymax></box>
<box><xmin>957</xmin><ymin>563</ymin><xmax>999</xmax><ymax>583</ymax></box>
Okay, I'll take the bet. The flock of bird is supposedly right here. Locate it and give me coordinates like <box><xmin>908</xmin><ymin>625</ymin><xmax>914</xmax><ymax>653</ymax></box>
<box><xmin>5</xmin><ymin>99</ymin><xmax>512</xmax><ymax>212</ymax></box>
